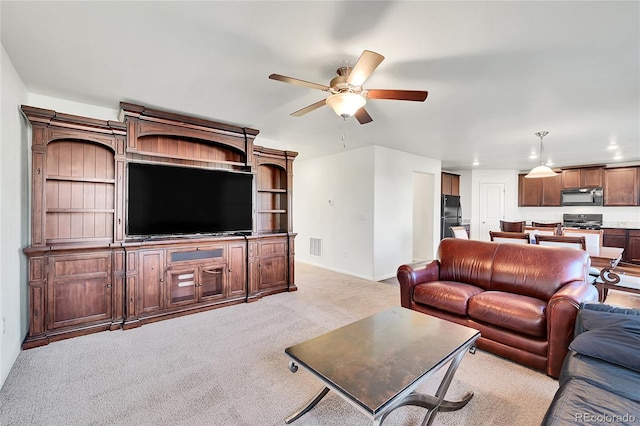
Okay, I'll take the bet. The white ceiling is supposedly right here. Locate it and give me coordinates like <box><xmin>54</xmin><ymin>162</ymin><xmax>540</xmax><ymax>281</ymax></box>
<box><xmin>2</xmin><ymin>1</ymin><xmax>639</xmax><ymax>171</ymax></box>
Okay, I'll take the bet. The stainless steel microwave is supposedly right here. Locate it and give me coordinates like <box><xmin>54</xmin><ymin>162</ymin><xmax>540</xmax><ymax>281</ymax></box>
<box><xmin>561</xmin><ymin>187</ymin><xmax>603</xmax><ymax>206</ymax></box>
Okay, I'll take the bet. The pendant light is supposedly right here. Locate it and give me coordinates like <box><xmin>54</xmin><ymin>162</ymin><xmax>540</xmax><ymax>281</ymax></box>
<box><xmin>525</xmin><ymin>131</ymin><xmax>558</xmax><ymax>178</ymax></box>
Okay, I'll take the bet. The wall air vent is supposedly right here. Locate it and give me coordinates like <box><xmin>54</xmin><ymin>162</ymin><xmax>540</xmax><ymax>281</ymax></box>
<box><xmin>310</xmin><ymin>237</ymin><xmax>323</xmax><ymax>257</ymax></box>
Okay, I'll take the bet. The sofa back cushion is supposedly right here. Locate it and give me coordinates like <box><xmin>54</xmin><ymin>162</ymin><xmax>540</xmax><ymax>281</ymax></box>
<box><xmin>490</xmin><ymin>243</ymin><xmax>589</xmax><ymax>300</ymax></box>
<box><xmin>437</xmin><ymin>239</ymin><xmax>498</xmax><ymax>290</ymax></box>
<box><xmin>437</xmin><ymin>238</ymin><xmax>589</xmax><ymax>300</ymax></box>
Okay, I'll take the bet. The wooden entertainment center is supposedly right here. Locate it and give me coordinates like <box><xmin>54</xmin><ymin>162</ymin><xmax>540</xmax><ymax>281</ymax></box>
<box><xmin>21</xmin><ymin>103</ymin><xmax>297</xmax><ymax>349</ymax></box>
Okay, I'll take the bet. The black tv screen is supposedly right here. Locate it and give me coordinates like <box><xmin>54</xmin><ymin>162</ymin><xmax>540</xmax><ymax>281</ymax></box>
<box><xmin>127</xmin><ymin>163</ymin><xmax>253</xmax><ymax>236</ymax></box>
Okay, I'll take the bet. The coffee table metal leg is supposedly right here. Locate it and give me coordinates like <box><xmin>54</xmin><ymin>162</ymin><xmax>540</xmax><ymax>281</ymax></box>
<box><xmin>376</xmin><ymin>346</ymin><xmax>471</xmax><ymax>426</ymax></box>
<box><xmin>285</xmin><ymin>387</ymin><xmax>330</xmax><ymax>424</ymax></box>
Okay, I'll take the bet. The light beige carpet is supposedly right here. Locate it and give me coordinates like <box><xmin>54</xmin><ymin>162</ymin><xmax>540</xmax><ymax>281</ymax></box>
<box><xmin>0</xmin><ymin>262</ymin><xmax>558</xmax><ymax>425</ymax></box>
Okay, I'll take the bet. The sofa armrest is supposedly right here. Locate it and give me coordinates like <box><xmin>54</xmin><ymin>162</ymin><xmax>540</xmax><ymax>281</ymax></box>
<box><xmin>397</xmin><ymin>261</ymin><xmax>440</xmax><ymax>308</ymax></box>
<box><xmin>546</xmin><ymin>281</ymin><xmax>599</xmax><ymax>378</ymax></box>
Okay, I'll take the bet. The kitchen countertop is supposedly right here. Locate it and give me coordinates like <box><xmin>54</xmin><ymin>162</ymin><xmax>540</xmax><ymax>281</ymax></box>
<box><xmin>526</xmin><ymin>221</ymin><xmax>640</xmax><ymax>230</ymax></box>
<box><xmin>602</xmin><ymin>222</ymin><xmax>640</xmax><ymax>230</ymax></box>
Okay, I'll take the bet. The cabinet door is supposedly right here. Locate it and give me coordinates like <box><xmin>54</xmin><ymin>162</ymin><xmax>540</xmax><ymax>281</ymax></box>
<box><xmin>562</xmin><ymin>169</ymin><xmax>581</xmax><ymax>189</ymax></box>
<box><xmin>604</xmin><ymin>167</ymin><xmax>639</xmax><ymax>206</ymax></box>
<box><xmin>627</xmin><ymin>231</ymin><xmax>640</xmax><ymax>264</ymax></box>
<box><xmin>259</xmin><ymin>239</ymin><xmax>288</xmax><ymax>289</ymax></box>
<box><xmin>138</xmin><ymin>250</ymin><xmax>164</xmax><ymax>314</ymax></box>
<box><xmin>47</xmin><ymin>252</ymin><xmax>112</xmax><ymax>330</ymax></box>
<box><xmin>450</xmin><ymin>174</ymin><xmax>460</xmax><ymax>196</ymax></box>
<box><xmin>518</xmin><ymin>174</ymin><xmax>541</xmax><ymax>206</ymax></box>
<box><xmin>581</xmin><ymin>167</ymin><xmax>604</xmax><ymax>187</ymax></box>
<box><xmin>199</xmin><ymin>265</ymin><xmax>225</xmax><ymax>301</ymax></box>
<box><xmin>167</xmin><ymin>268</ymin><xmax>197</xmax><ymax>307</ymax></box>
<box><xmin>260</xmin><ymin>255</ymin><xmax>287</xmax><ymax>289</ymax></box>
<box><xmin>602</xmin><ymin>229</ymin><xmax>627</xmax><ymax>250</ymax></box>
<box><xmin>540</xmin><ymin>174</ymin><xmax>562</xmax><ymax>206</ymax></box>
<box><xmin>228</xmin><ymin>243</ymin><xmax>246</xmax><ymax>297</ymax></box>
<box><xmin>441</xmin><ymin>173</ymin><xmax>452</xmax><ymax>195</ymax></box>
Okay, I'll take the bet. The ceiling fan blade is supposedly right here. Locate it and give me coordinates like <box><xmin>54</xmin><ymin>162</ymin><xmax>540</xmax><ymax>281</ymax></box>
<box><xmin>354</xmin><ymin>108</ymin><xmax>373</xmax><ymax>125</ymax></box>
<box><xmin>269</xmin><ymin>74</ymin><xmax>329</xmax><ymax>91</ymax></box>
<box><xmin>366</xmin><ymin>89</ymin><xmax>428</xmax><ymax>102</ymax></box>
<box><xmin>347</xmin><ymin>50</ymin><xmax>385</xmax><ymax>86</ymax></box>
<box><xmin>291</xmin><ymin>99</ymin><xmax>327</xmax><ymax>117</ymax></box>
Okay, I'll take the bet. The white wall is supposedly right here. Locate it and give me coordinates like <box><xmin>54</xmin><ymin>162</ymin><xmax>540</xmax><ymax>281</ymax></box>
<box><xmin>373</xmin><ymin>146</ymin><xmax>440</xmax><ymax>280</ymax></box>
<box><xmin>294</xmin><ymin>146</ymin><xmax>375</xmax><ymax>279</ymax></box>
<box><xmin>294</xmin><ymin>145</ymin><xmax>441</xmax><ymax>281</ymax></box>
<box><xmin>1</xmin><ymin>45</ymin><xmax>29</xmax><ymax>388</ymax></box>
<box><xmin>26</xmin><ymin>93</ymin><xmax>119</xmax><ymax>121</ymax></box>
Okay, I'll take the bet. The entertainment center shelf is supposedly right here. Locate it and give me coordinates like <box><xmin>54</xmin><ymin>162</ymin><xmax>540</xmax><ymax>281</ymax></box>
<box><xmin>21</xmin><ymin>103</ymin><xmax>297</xmax><ymax>349</ymax></box>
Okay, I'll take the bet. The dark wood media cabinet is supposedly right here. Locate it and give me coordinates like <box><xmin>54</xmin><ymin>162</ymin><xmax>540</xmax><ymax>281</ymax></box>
<box><xmin>21</xmin><ymin>103</ymin><xmax>297</xmax><ymax>349</ymax></box>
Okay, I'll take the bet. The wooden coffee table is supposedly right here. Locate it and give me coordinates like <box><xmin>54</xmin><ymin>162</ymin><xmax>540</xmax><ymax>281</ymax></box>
<box><xmin>284</xmin><ymin>306</ymin><xmax>480</xmax><ymax>425</ymax></box>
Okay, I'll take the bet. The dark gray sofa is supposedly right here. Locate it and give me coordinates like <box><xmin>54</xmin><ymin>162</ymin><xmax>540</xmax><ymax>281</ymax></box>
<box><xmin>542</xmin><ymin>303</ymin><xmax>640</xmax><ymax>425</ymax></box>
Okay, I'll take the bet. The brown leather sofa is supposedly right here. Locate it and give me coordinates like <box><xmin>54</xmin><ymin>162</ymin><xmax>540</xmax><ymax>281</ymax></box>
<box><xmin>397</xmin><ymin>238</ymin><xmax>599</xmax><ymax>378</ymax></box>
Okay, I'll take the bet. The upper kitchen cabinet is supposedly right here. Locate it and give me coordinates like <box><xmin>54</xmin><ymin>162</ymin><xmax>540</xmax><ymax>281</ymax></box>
<box><xmin>441</xmin><ymin>172</ymin><xmax>460</xmax><ymax>196</ymax></box>
<box><xmin>518</xmin><ymin>173</ymin><xmax>562</xmax><ymax>207</ymax></box>
<box><xmin>561</xmin><ymin>166</ymin><xmax>604</xmax><ymax>189</ymax></box>
<box><xmin>604</xmin><ymin>167</ymin><xmax>640</xmax><ymax>206</ymax></box>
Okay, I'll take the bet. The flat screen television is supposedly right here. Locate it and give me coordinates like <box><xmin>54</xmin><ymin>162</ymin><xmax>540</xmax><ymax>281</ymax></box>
<box><xmin>127</xmin><ymin>162</ymin><xmax>253</xmax><ymax>237</ymax></box>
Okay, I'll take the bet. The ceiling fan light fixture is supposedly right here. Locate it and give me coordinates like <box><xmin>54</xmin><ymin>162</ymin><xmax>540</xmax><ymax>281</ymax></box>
<box><xmin>525</xmin><ymin>131</ymin><xmax>558</xmax><ymax>178</ymax></box>
<box><xmin>326</xmin><ymin>92</ymin><xmax>366</xmax><ymax>118</ymax></box>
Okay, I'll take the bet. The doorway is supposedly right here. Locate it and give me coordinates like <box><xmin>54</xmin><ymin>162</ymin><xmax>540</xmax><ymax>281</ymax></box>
<box><xmin>479</xmin><ymin>182</ymin><xmax>505</xmax><ymax>241</ymax></box>
<box><xmin>412</xmin><ymin>172</ymin><xmax>434</xmax><ymax>262</ymax></box>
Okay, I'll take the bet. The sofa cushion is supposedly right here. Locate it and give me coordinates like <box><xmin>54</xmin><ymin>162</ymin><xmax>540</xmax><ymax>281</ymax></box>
<box><xmin>468</xmin><ymin>291</ymin><xmax>547</xmax><ymax>337</ymax></box>
<box><xmin>413</xmin><ymin>281</ymin><xmax>484</xmax><ymax>316</ymax></box>
<box><xmin>541</xmin><ymin>378</ymin><xmax>640</xmax><ymax>426</ymax></box>
<box><xmin>569</xmin><ymin>319</ymin><xmax>640</xmax><ymax>373</ymax></box>
<box><xmin>489</xmin><ymin>243</ymin><xmax>589</xmax><ymax>300</ymax></box>
<box><xmin>437</xmin><ymin>239</ymin><xmax>497</xmax><ymax>290</ymax></box>
<box><xmin>560</xmin><ymin>351</ymin><xmax>640</xmax><ymax>403</ymax></box>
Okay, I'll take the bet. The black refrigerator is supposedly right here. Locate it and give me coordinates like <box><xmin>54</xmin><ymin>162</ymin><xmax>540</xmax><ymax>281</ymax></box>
<box><xmin>440</xmin><ymin>195</ymin><xmax>462</xmax><ymax>239</ymax></box>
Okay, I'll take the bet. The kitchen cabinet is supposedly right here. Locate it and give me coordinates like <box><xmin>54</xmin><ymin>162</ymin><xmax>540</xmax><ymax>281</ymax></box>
<box><xmin>441</xmin><ymin>172</ymin><xmax>460</xmax><ymax>196</ymax></box>
<box><xmin>604</xmin><ymin>167</ymin><xmax>639</xmax><ymax>206</ymax></box>
<box><xmin>628</xmin><ymin>230</ymin><xmax>640</xmax><ymax>264</ymax></box>
<box><xmin>518</xmin><ymin>173</ymin><xmax>561</xmax><ymax>206</ymax></box>
<box><xmin>602</xmin><ymin>228</ymin><xmax>640</xmax><ymax>265</ymax></box>
<box><xmin>561</xmin><ymin>166</ymin><xmax>604</xmax><ymax>189</ymax></box>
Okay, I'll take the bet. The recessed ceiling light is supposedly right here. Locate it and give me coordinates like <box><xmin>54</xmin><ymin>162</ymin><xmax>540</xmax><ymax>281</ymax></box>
<box><xmin>472</xmin><ymin>160</ymin><xmax>479</xmax><ymax>166</ymax></box>
<box><xmin>607</xmin><ymin>144</ymin><xmax>618</xmax><ymax>150</ymax></box>
<box><xmin>613</xmin><ymin>153</ymin><xmax>623</xmax><ymax>160</ymax></box>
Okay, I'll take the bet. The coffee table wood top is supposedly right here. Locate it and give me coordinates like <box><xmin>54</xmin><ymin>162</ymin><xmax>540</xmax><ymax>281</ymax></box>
<box><xmin>285</xmin><ymin>306</ymin><xmax>480</xmax><ymax>416</ymax></box>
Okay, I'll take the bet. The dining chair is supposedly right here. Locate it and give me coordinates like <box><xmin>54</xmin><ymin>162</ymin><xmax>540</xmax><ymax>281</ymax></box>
<box><xmin>449</xmin><ymin>226</ymin><xmax>469</xmax><ymax>239</ymax></box>
<box><xmin>499</xmin><ymin>220</ymin><xmax>526</xmax><ymax>233</ymax></box>
<box><xmin>489</xmin><ymin>231</ymin><xmax>530</xmax><ymax>244</ymax></box>
<box><xmin>535</xmin><ymin>235</ymin><xmax>600</xmax><ymax>283</ymax></box>
<box><xmin>524</xmin><ymin>227</ymin><xmax>557</xmax><ymax>244</ymax></box>
<box><xmin>535</xmin><ymin>235</ymin><xmax>587</xmax><ymax>250</ymax></box>
<box><xmin>562</xmin><ymin>228</ymin><xmax>603</xmax><ymax>249</ymax></box>
<box><xmin>531</xmin><ymin>221</ymin><xmax>562</xmax><ymax>235</ymax></box>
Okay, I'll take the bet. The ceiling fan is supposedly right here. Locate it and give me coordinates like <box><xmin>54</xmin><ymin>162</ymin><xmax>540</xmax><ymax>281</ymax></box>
<box><xmin>269</xmin><ymin>50</ymin><xmax>428</xmax><ymax>124</ymax></box>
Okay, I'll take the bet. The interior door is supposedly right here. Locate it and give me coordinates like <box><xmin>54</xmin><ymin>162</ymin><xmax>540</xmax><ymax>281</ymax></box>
<box><xmin>479</xmin><ymin>183</ymin><xmax>505</xmax><ymax>241</ymax></box>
